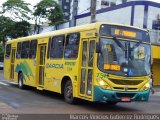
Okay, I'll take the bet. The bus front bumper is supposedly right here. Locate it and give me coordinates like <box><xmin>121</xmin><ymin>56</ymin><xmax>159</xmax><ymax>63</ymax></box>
<box><xmin>94</xmin><ymin>86</ymin><xmax>150</xmax><ymax>102</ymax></box>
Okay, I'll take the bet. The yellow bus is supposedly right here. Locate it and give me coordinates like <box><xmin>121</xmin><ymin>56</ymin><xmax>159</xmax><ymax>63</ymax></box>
<box><xmin>4</xmin><ymin>22</ymin><xmax>151</xmax><ymax>104</ymax></box>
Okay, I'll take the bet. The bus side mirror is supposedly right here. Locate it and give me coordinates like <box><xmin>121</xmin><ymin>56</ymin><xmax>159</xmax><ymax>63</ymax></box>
<box><xmin>96</xmin><ymin>42</ymin><xmax>100</xmax><ymax>53</ymax></box>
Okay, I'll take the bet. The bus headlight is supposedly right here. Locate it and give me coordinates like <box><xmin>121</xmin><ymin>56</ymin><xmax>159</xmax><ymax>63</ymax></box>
<box><xmin>141</xmin><ymin>82</ymin><xmax>150</xmax><ymax>91</ymax></box>
<box><xmin>97</xmin><ymin>78</ymin><xmax>111</xmax><ymax>90</ymax></box>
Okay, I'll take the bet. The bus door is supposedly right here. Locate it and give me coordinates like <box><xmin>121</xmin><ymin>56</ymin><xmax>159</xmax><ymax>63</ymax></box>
<box><xmin>10</xmin><ymin>48</ymin><xmax>16</xmax><ymax>80</ymax></box>
<box><xmin>37</xmin><ymin>44</ymin><xmax>46</xmax><ymax>87</ymax></box>
<box><xmin>80</xmin><ymin>39</ymin><xmax>95</xmax><ymax>99</ymax></box>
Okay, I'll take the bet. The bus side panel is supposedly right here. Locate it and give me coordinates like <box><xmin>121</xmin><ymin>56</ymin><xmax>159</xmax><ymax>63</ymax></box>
<box><xmin>14</xmin><ymin>59</ymin><xmax>37</xmax><ymax>87</ymax></box>
<box><xmin>44</xmin><ymin>59</ymin><xmax>79</xmax><ymax>95</ymax></box>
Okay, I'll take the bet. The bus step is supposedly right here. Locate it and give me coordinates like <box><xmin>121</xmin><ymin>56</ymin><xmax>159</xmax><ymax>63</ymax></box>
<box><xmin>37</xmin><ymin>86</ymin><xmax>44</xmax><ymax>90</ymax></box>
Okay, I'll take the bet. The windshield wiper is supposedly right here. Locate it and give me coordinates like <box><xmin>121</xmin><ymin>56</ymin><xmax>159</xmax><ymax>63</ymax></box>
<box><xmin>113</xmin><ymin>36</ymin><xmax>126</xmax><ymax>51</ymax></box>
<box><xmin>130</xmin><ymin>41</ymin><xmax>142</xmax><ymax>51</ymax></box>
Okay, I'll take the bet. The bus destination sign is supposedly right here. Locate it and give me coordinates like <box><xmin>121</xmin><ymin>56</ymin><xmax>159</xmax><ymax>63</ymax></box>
<box><xmin>114</xmin><ymin>29</ymin><xmax>137</xmax><ymax>38</ymax></box>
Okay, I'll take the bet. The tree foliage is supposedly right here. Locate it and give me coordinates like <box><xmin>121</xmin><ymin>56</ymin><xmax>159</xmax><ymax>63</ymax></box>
<box><xmin>0</xmin><ymin>0</ymin><xmax>31</xmax><ymax>46</ymax></box>
<box><xmin>34</xmin><ymin>0</ymin><xmax>64</xmax><ymax>31</ymax></box>
<box><xmin>0</xmin><ymin>44</ymin><xmax>4</xmax><ymax>62</ymax></box>
<box><xmin>0</xmin><ymin>16</ymin><xmax>14</xmax><ymax>43</ymax></box>
<box><xmin>2</xmin><ymin>0</ymin><xmax>31</xmax><ymax>21</ymax></box>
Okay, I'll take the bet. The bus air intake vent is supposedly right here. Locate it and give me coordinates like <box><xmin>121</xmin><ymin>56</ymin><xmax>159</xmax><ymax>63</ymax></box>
<box><xmin>116</xmin><ymin>93</ymin><xmax>136</xmax><ymax>98</ymax></box>
<box><xmin>109</xmin><ymin>79</ymin><xmax>143</xmax><ymax>85</ymax></box>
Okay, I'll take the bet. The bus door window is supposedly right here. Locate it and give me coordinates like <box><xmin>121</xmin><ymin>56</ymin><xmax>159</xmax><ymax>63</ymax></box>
<box><xmin>64</xmin><ymin>33</ymin><xmax>80</xmax><ymax>59</ymax></box>
<box><xmin>80</xmin><ymin>41</ymin><xmax>87</xmax><ymax>94</ymax></box>
<box><xmin>16</xmin><ymin>42</ymin><xmax>22</xmax><ymax>59</ymax></box>
<box><xmin>50</xmin><ymin>36</ymin><xmax>64</xmax><ymax>59</ymax></box>
<box><xmin>39</xmin><ymin>45</ymin><xmax>46</xmax><ymax>85</ymax></box>
<box><xmin>87</xmin><ymin>40</ymin><xmax>95</xmax><ymax>96</ymax></box>
<box><xmin>88</xmin><ymin>41</ymin><xmax>95</xmax><ymax>67</ymax></box>
<box><xmin>5</xmin><ymin>44</ymin><xmax>11</xmax><ymax>59</ymax></box>
<box><xmin>82</xmin><ymin>41</ymin><xmax>87</xmax><ymax>67</ymax></box>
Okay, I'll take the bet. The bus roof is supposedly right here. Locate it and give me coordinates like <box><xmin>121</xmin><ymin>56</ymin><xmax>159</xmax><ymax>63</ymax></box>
<box><xmin>7</xmin><ymin>22</ymin><xmax>147</xmax><ymax>44</ymax></box>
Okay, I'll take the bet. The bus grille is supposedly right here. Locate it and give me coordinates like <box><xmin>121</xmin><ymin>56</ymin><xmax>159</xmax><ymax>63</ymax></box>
<box><xmin>109</xmin><ymin>79</ymin><xmax>143</xmax><ymax>85</ymax></box>
<box><xmin>113</xmin><ymin>87</ymin><xmax>137</xmax><ymax>90</ymax></box>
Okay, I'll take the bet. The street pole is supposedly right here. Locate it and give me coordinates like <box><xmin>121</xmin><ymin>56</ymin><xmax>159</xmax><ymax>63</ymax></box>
<box><xmin>90</xmin><ymin>0</ymin><xmax>97</xmax><ymax>23</ymax></box>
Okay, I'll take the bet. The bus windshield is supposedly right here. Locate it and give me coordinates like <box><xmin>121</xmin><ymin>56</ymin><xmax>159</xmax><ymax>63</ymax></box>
<box><xmin>98</xmin><ymin>25</ymin><xmax>151</xmax><ymax>77</ymax></box>
<box><xmin>98</xmin><ymin>38</ymin><xmax>151</xmax><ymax>77</ymax></box>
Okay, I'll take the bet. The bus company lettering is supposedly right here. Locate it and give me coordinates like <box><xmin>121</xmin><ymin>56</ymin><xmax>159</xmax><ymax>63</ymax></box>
<box><xmin>46</xmin><ymin>63</ymin><xmax>63</xmax><ymax>69</ymax></box>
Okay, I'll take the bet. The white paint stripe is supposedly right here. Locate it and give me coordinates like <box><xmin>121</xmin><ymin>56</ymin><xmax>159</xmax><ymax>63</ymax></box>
<box><xmin>9</xmin><ymin>82</ymin><xmax>18</xmax><ymax>85</ymax></box>
<box><xmin>0</xmin><ymin>82</ymin><xmax>9</xmax><ymax>86</ymax></box>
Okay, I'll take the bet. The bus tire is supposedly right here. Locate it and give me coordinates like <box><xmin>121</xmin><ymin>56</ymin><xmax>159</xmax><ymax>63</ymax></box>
<box><xmin>64</xmin><ymin>80</ymin><xmax>76</xmax><ymax>104</ymax></box>
<box><xmin>18</xmin><ymin>73</ymin><xmax>24</xmax><ymax>89</ymax></box>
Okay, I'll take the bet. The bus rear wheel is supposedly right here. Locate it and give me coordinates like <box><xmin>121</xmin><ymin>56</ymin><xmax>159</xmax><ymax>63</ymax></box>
<box><xmin>64</xmin><ymin>80</ymin><xmax>76</xmax><ymax>104</ymax></box>
<box><xmin>18</xmin><ymin>73</ymin><xmax>24</xmax><ymax>89</ymax></box>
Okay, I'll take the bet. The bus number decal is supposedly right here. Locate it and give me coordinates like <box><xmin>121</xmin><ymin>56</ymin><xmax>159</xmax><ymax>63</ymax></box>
<box><xmin>97</xmin><ymin>73</ymin><xmax>109</xmax><ymax>79</ymax></box>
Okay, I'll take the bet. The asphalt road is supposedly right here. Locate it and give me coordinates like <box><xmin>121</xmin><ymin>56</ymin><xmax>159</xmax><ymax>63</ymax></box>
<box><xmin>0</xmin><ymin>70</ymin><xmax>160</xmax><ymax>114</ymax></box>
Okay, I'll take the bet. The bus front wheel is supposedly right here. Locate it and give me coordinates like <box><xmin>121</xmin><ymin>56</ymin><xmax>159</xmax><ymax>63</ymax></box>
<box><xmin>18</xmin><ymin>73</ymin><xmax>24</xmax><ymax>89</ymax></box>
<box><xmin>64</xmin><ymin>80</ymin><xmax>76</xmax><ymax>104</ymax></box>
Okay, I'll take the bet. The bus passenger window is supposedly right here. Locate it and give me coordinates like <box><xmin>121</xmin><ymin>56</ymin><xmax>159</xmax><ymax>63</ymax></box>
<box><xmin>5</xmin><ymin>44</ymin><xmax>11</xmax><ymax>59</ymax></box>
<box><xmin>64</xmin><ymin>33</ymin><xmax>80</xmax><ymax>59</ymax></box>
<box><xmin>50</xmin><ymin>36</ymin><xmax>64</xmax><ymax>58</ymax></box>
<box><xmin>29</xmin><ymin>40</ymin><xmax>37</xmax><ymax>59</ymax></box>
<box><xmin>88</xmin><ymin>40</ymin><xmax>95</xmax><ymax>67</ymax></box>
<box><xmin>21</xmin><ymin>41</ymin><xmax>30</xmax><ymax>58</ymax></box>
<box><xmin>16</xmin><ymin>42</ymin><xmax>22</xmax><ymax>59</ymax></box>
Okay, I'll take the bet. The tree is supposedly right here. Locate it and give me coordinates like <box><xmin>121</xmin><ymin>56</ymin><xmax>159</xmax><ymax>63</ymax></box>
<box><xmin>11</xmin><ymin>21</ymin><xmax>31</xmax><ymax>38</ymax></box>
<box><xmin>0</xmin><ymin>44</ymin><xmax>4</xmax><ymax>62</ymax></box>
<box><xmin>33</xmin><ymin>0</ymin><xmax>64</xmax><ymax>32</ymax></box>
<box><xmin>0</xmin><ymin>16</ymin><xmax>14</xmax><ymax>46</ymax></box>
<box><xmin>0</xmin><ymin>16</ymin><xmax>31</xmax><ymax>42</ymax></box>
<box><xmin>0</xmin><ymin>0</ymin><xmax>32</xmax><ymax>45</ymax></box>
<box><xmin>2</xmin><ymin>0</ymin><xmax>31</xmax><ymax>21</ymax></box>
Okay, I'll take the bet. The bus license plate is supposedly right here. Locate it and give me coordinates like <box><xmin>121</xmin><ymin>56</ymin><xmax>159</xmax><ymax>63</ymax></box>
<box><xmin>121</xmin><ymin>97</ymin><xmax>131</xmax><ymax>102</ymax></box>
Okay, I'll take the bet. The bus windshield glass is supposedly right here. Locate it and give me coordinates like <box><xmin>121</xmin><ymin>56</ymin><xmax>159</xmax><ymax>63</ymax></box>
<box><xmin>98</xmin><ymin>25</ymin><xmax>151</xmax><ymax>77</ymax></box>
